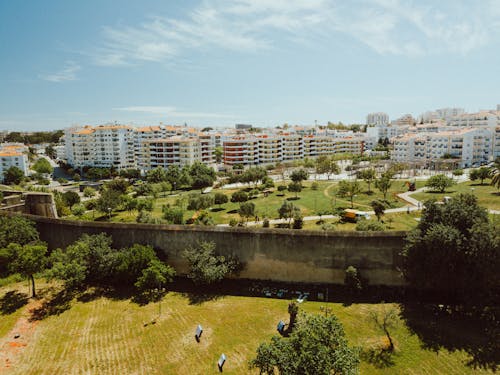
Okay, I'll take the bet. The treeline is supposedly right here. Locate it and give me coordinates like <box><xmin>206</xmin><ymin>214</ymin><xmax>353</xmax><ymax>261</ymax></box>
<box><xmin>0</xmin><ymin>215</ymin><xmax>240</xmax><ymax>299</ymax></box>
<box><xmin>4</xmin><ymin>130</ymin><xmax>64</xmax><ymax>144</ymax></box>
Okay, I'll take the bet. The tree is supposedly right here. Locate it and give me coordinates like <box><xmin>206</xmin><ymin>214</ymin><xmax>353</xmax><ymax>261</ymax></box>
<box><xmin>187</xmin><ymin>194</ymin><xmax>214</xmax><ymax>210</ymax></box>
<box><xmin>469</xmin><ymin>167</ymin><xmax>490</xmax><ymax>185</ymax></box>
<box><xmin>119</xmin><ymin>168</ymin><xmax>141</xmax><ymax>179</ymax></box>
<box><xmin>162</xmin><ymin>205</ymin><xmax>184</xmax><ymax>224</ymax></box>
<box><xmin>0</xmin><ymin>215</ymin><xmax>39</xmax><ymax>248</ymax></box>
<box><xmin>105</xmin><ymin>178</ymin><xmax>130</xmax><ymax>194</ymax></box>
<box><xmin>7</xmin><ymin>243</ymin><xmax>47</xmax><ymax>297</ymax></box>
<box><xmin>62</xmin><ymin>191</ymin><xmax>80</xmax><ymax>208</ymax></box>
<box><xmin>315</xmin><ymin>155</ymin><xmax>340</xmax><ymax>180</ymax></box>
<box><xmin>401</xmin><ymin>193</ymin><xmax>499</xmax><ymax>306</ymax></box>
<box><xmin>231</xmin><ymin>190</ymin><xmax>248</xmax><ymax>203</ymax></box>
<box><xmin>278</xmin><ymin>201</ymin><xmax>300</xmax><ymax>225</ymax></box>
<box><xmin>345</xmin><ymin>266</ymin><xmax>362</xmax><ymax>294</ymax></box>
<box><xmin>357</xmin><ymin>169</ymin><xmax>377</xmax><ymax>193</ymax></box>
<box><xmin>96</xmin><ymin>188</ymin><xmax>122</xmax><ymax>215</ymax></box>
<box><xmin>134</xmin><ymin>259</ymin><xmax>175</xmax><ymax>295</ymax></box>
<box><xmin>489</xmin><ymin>157</ymin><xmax>500</xmax><ymax>189</ymax></box>
<box><xmin>375</xmin><ymin>176</ymin><xmax>392</xmax><ymax>200</ymax></box>
<box><xmin>189</xmin><ymin>162</ymin><xmax>216</xmax><ymax>190</ymax></box>
<box><xmin>249</xmin><ymin>312</ymin><xmax>360</xmax><ymax>375</ymax></box>
<box><xmin>370</xmin><ymin>200</ymin><xmax>386</xmax><ymax>221</ymax></box>
<box><xmin>425</xmin><ymin>174</ymin><xmax>455</xmax><ymax>193</ymax></box>
<box><xmin>3</xmin><ymin>166</ymin><xmax>24</xmax><ymax>185</ymax></box>
<box><xmin>214</xmin><ymin>146</ymin><xmax>223</xmax><ymax>163</ymax></box>
<box><xmin>238</xmin><ymin>202</ymin><xmax>255</xmax><ymax>222</ymax></box>
<box><xmin>183</xmin><ymin>241</ymin><xmax>240</xmax><ymax>284</ymax></box>
<box><xmin>214</xmin><ymin>192</ymin><xmax>228</xmax><ymax>208</ymax></box>
<box><xmin>241</xmin><ymin>167</ymin><xmax>267</xmax><ymax>188</ymax></box>
<box><xmin>369</xmin><ymin>305</ymin><xmax>398</xmax><ymax>352</ymax></box>
<box><xmin>337</xmin><ymin>180</ymin><xmax>362</xmax><ymax>208</ymax></box>
<box><xmin>83</xmin><ymin>187</ymin><xmax>96</xmax><ymax>198</ymax></box>
<box><xmin>32</xmin><ymin>158</ymin><xmax>53</xmax><ymax>175</ymax></box>
<box><xmin>290</xmin><ymin>169</ymin><xmax>309</xmax><ymax>185</ymax></box>
<box><xmin>147</xmin><ymin>167</ymin><xmax>167</xmax><ymax>183</ymax></box>
<box><xmin>288</xmin><ymin>181</ymin><xmax>302</xmax><ymax>198</ymax></box>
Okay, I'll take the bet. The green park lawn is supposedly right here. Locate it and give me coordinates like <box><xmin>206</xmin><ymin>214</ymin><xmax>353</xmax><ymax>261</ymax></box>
<box><xmin>105</xmin><ymin>179</ymin><xmax>418</xmax><ymax>225</ymax></box>
<box><xmin>0</xmin><ymin>280</ymin><xmax>494</xmax><ymax>375</ymax></box>
<box><xmin>412</xmin><ymin>180</ymin><xmax>500</xmax><ymax>211</ymax></box>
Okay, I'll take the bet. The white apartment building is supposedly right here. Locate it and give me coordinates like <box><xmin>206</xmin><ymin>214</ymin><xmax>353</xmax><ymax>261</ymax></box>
<box><xmin>222</xmin><ymin>136</ymin><xmax>259</xmax><ymax>166</ymax></box>
<box><xmin>0</xmin><ymin>143</ymin><xmax>29</xmax><ymax>181</ymax></box>
<box><xmin>65</xmin><ymin>125</ymin><xmax>136</xmax><ymax>170</ymax></box>
<box><xmin>392</xmin><ymin>128</ymin><xmax>493</xmax><ymax>167</ymax></box>
<box><xmin>145</xmin><ymin>137</ymin><xmax>203</xmax><ymax>169</ymax></box>
<box><xmin>449</xmin><ymin>110</ymin><xmax>500</xmax><ymax>129</ymax></box>
<box><xmin>366</xmin><ymin>112</ymin><xmax>389</xmax><ymax>126</ymax></box>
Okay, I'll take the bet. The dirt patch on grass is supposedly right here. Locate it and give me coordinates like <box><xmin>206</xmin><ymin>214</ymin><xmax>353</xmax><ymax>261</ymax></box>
<box><xmin>0</xmin><ymin>299</ymin><xmax>41</xmax><ymax>372</ymax></box>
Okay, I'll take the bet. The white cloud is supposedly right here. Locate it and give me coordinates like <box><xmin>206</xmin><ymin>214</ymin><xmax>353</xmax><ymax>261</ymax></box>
<box><xmin>40</xmin><ymin>61</ymin><xmax>81</xmax><ymax>82</ymax></box>
<box><xmin>90</xmin><ymin>0</ymin><xmax>500</xmax><ymax>65</ymax></box>
<box><xmin>113</xmin><ymin>106</ymin><xmax>235</xmax><ymax>119</ymax></box>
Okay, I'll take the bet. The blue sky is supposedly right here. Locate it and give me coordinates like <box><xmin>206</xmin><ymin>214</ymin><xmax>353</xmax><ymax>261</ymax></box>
<box><xmin>1</xmin><ymin>0</ymin><xmax>499</xmax><ymax>131</ymax></box>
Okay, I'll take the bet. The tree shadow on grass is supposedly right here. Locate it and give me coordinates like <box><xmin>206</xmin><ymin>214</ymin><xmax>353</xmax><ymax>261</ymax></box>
<box><xmin>0</xmin><ymin>291</ymin><xmax>29</xmax><ymax>314</ymax></box>
<box><xmin>400</xmin><ymin>303</ymin><xmax>499</xmax><ymax>371</ymax></box>
<box><xmin>210</xmin><ymin>207</ymin><xmax>225</xmax><ymax>212</ymax></box>
<box><xmin>180</xmin><ymin>292</ymin><xmax>223</xmax><ymax>306</ymax></box>
<box><xmin>286</xmin><ymin>197</ymin><xmax>300</xmax><ymax>201</ymax></box>
<box><xmin>361</xmin><ymin>347</ymin><xmax>395</xmax><ymax>369</ymax></box>
<box><xmin>29</xmin><ymin>289</ymin><xmax>76</xmax><ymax>321</ymax></box>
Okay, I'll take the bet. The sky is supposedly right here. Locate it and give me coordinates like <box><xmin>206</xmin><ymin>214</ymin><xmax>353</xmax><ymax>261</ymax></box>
<box><xmin>1</xmin><ymin>0</ymin><xmax>499</xmax><ymax>132</ymax></box>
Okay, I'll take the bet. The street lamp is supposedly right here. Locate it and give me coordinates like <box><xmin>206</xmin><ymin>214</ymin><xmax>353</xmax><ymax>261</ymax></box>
<box><xmin>107</xmin><ymin>207</ymin><xmax>111</xmax><ymax>219</ymax></box>
<box><xmin>470</xmin><ymin>187</ymin><xmax>475</xmax><ymax>194</ymax></box>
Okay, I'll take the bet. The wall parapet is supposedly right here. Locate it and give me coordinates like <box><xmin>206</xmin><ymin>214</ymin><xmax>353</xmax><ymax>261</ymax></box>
<box><xmin>2</xmin><ymin>212</ymin><xmax>408</xmax><ymax>286</ymax></box>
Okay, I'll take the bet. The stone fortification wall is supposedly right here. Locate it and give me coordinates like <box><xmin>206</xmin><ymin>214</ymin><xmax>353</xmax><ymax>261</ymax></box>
<box><xmin>23</xmin><ymin>214</ymin><xmax>406</xmax><ymax>285</ymax></box>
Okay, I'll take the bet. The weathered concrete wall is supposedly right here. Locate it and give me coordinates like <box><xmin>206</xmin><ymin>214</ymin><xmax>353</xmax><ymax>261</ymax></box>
<box><xmin>21</xmin><ymin>214</ymin><xmax>407</xmax><ymax>285</ymax></box>
<box><xmin>24</xmin><ymin>193</ymin><xmax>58</xmax><ymax>218</ymax></box>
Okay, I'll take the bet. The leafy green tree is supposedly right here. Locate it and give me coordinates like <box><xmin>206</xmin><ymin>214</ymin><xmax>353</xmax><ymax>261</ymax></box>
<box><xmin>183</xmin><ymin>241</ymin><xmax>240</xmax><ymax>284</ymax></box>
<box><xmin>136</xmin><ymin>198</ymin><xmax>154</xmax><ymax>212</ymax></box>
<box><xmin>357</xmin><ymin>168</ymin><xmax>377</xmax><ymax>193</ymax></box>
<box><xmin>214</xmin><ymin>192</ymin><xmax>228</xmax><ymax>208</ymax></box>
<box><xmin>238</xmin><ymin>202</ymin><xmax>255</xmax><ymax>222</ymax></box>
<box><xmin>189</xmin><ymin>162</ymin><xmax>216</xmax><ymax>190</ymax></box>
<box><xmin>3</xmin><ymin>166</ymin><xmax>24</xmax><ymax>185</ymax></box>
<box><xmin>337</xmin><ymin>180</ymin><xmax>362</xmax><ymax>208</ymax></box>
<box><xmin>147</xmin><ymin>167</ymin><xmax>167</xmax><ymax>183</ymax></box>
<box><xmin>71</xmin><ymin>204</ymin><xmax>86</xmax><ymax>217</ymax></box>
<box><xmin>134</xmin><ymin>182</ymin><xmax>153</xmax><ymax>197</ymax></box>
<box><xmin>288</xmin><ymin>181</ymin><xmax>302</xmax><ymax>198</ymax></box>
<box><xmin>162</xmin><ymin>205</ymin><xmax>184</xmax><ymax>224</ymax></box>
<box><xmin>369</xmin><ymin>305</ymin><xmax>398</xmax><ymax>352</ymax></box>
<box><xmin>469</xmin><ymin>167</ymin><xmax>490</xmax><ymax>185</ymax></box>
<box><xmin>83</xmin><ymin>187</ymin><xmax>96</xmax><ymax>198</ymax></box>
<box><xmin>290</xmin><ymin>169</ymin><xmax>309</xmax><ymax>185</ymax></box>
<box><xmin>401</xmin><ymin>193</ymin><xmax>499</xmax><ymax>306</ymax></box>
<box><xmin>96</xmin><ymin>188</ymin><xmax>122</xmax><ymax>216</ymax></box>
<box><xmin>241</xmin><ymin>167</ymin><xmax>267</xmax><ymax>188</ymax></box>
<box><xmin>48</xmin><ymin>233</ymin><xmax>117</xmax><ymax>289</ymax></box>
<box><xmin>315</xmin><ymin>155</ymin><xmax>340</xmax><ymax>180</ymax></box>
<box><xmin>425</xmin><ymin>174</ymin><xmax>455</xmax><ymax>193</ymax></box>
<box><xmin>0</xmin><ymin>215</ymin><xmax>39</xmax><ymax>248</ymax></box>
<box><xmin>119</xmin><ymin>168</ymin><xmax>141</xmax><ymax>179</ymax></box>
<box><xmin>345</xmin><ymin>265</ymin><xmax>362</xmax><ymax>294</ymax></box>
<box><xmin>62</xmin><ymin>191</ymin><xmax>80</xmax><ymax>207</ymax></box>
<box><xmin>249</xmin><ymin>313</ymin><xmax>360</xmax><ymax>375</ymax></box>
<box><xmin>214</xmin><ymin>146</ymin><xmax>223</xmax><ymax>163</ymax></box>
<box><xmin>105</xmin><ymin>178</ymin><xmax>130</xmax><ymax>194</ymax></box>
<box><xmin>490</xmin><ymin>157</ymin><xmax>500</xmax><ymax>189</ymax></box>
<box><xmin>375</xmin><ymin>176</ymin><xmax>392</xmax><ymax>200</ymax></box>
<box><xmin>187</xmin><ymin>194</ymin><xmax>214</xmax><ymax>210</ymax></box>
<box><xmin>32</xmin><ymin>158</ymin><xmax>53</xmax><ymax>174</ymax></box>
<box><xmin>370</xmin><ymin>200</ymin><xmax>386</xmax><ymax>221</ymax></box>
<box><xmin>231</xmin><ymin>190</ymin><xmax>249</xmax><ymax>203</ymax></box>
<box><xmin>278</xmin><ymin>201</ymin><xmax>300</xmax><ymax>225</ymax></box>
<box><xmin>134</xmin><ymin>259</ymin><xmax>175</xmax><ymax>294</ymax></box>
<box><xmin>452</xmin><ymin>169</ymin><xmax>464</xmax><ymax>177</ymax></box>
<box><xmin>7</xmin><ymin>243</ymin><xmax>47</xmax><ymax>297</ymax></box>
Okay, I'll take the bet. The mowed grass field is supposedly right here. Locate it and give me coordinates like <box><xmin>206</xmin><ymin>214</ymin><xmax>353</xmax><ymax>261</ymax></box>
<box><xmin>412</xmin><ymin>180</ymin><xmax>500</xmax><ymax>211</ymax></box>
<box><xmin>0</xmin><ymin>281</ymin><xmax>494</xmax><ymax>375</ymax></box>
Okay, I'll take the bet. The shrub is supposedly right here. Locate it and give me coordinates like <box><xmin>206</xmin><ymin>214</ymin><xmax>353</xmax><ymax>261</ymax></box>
<box><xmin>355</xmin><ymin>220</ymin><xmax>385</xmax><ymax>231</ymax></box>
<box><xmin>311</xmin><ymin>182</ymin><xmax>319</xmax><ymax>190</ymax></box>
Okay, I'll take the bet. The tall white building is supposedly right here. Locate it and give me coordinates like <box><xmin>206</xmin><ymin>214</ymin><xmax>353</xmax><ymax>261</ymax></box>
<box><xmin>366</xmin><ymin>112</ymin><xmax>389</xmax><ymax>126</ymax></box>
<box><xmin>65</xmin><ymin>125</ymin><xmax>136</xmax><ymax>170</ymax></box>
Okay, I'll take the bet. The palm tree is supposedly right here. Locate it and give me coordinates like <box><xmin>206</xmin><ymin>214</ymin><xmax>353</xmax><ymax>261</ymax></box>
<box><xmin>490</xmin><ymin>157</ymin><xmax>500</xmax><ymax>189</ymax></box>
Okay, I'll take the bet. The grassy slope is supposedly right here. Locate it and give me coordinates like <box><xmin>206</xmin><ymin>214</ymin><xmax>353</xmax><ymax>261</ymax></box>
<box><xmin>1</xmin><ymin>283</ymin><xmax>492</xmax><ymax>375</ymax></box>
<box><xmin>413</xmin><ymin>180</ymin><xmax>500</xmax><ymax>210</ymax></box>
